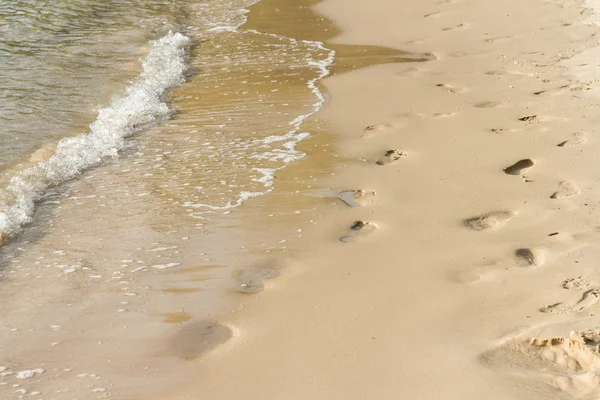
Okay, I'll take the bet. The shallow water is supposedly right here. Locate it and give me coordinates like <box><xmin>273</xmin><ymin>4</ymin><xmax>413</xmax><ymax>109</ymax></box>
<box><xmin>0</xmin><ymin>0</ymin><xmax>337</xmax><ymax>243</ymax></box>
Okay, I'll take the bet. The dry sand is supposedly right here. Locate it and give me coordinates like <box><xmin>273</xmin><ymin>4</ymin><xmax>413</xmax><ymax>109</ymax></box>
<box><xmin>155</xmin><ymin>0</ymin><xmax>600</xmax><ymax>398</ymax></box>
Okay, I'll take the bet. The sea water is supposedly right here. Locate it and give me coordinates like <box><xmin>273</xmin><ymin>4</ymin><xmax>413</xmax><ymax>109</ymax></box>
<box><xmin>0</xmin><ymin>0</ymin><xmax>334</xmax><ymax>398</ymax></box>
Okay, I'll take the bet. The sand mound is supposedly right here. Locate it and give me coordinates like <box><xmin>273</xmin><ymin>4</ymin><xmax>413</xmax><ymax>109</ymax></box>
<box><xmin>481</xmin><ymin>330</ymin><xmax>600</xmax><ymax>398</ymax></box>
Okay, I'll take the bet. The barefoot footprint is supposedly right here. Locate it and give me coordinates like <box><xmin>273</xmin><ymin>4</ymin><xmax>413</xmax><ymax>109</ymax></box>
<box><xmin>474</xmin><ymin>101</ymin><xmax>500</xmax><ymax>108</ymax></box>
<box><xmin>376</xmin><ymin>149</ymin><xmax>407</xmax><ymax>165</ymax></box>
<box><xmin>233</xmin><ymin>262</ymin><xmax>282</xmax><ymax>294</ymax></box>
<box><xmin>435</xmin><ymin>83</ymin><xmax>467</xmax><ymax>93</ymax></box>
<box><xmin>337</xmin><ymin>190</ymin><xmax>376</xmax><ymax>208</ymax></box>
<box><xmin>462</xmin><ymin>211</ymin><xmax>515</xmax><ymax>231</ymax></box>
<box><xmin>562</xmin><ymin>276</ymin><xmax>599</xmax><ymax>290</ymax></box>
<box><xmin>519</xmin><ymin>115</ymin><xmax>539</xmax><ymax>123</ymax></box>
<box><xmin>557</xmin><ymin>132</ymin><xmax>587</xmax><ymax>147</ymax></box>
<box><xmin>504</xmin><ymin>159</ymin><xmax>535</xmax><ymax>176</ymax></box>
<box><xmin>362</xmin><ymin>123</ymin><xmax>393</xmax><ymax>138</ymax></box>
<box><xmin>551</xmin><ymin>181</ymin><xmax>580</xmax><ymax>199</ymax></box>
<box><xmin>515</xmin><ymin>248</ymin><xmax>546</xmax><ymax>267</ymax></box>
<box><xmin>171</xmin><ymin>321</ymin><xmax>233</xmax><ymax>359</ymax></box>
<box><xmin>533</xmin><ymin>85</ymin><xmax>572</xmax><ymax>96</ymax></box>
<box><xmin>340</xmin><ymin>221</ymin><xmax>377</xmax><ymax>243</ymax></box>
<box><xmin>541</xmin><ymin>289</ymin><xmax>600</xmax><ymax>315</ymax></box>
<box><xmin>441</xmin><ymin>23</ymin><xmax>469</xmax><ymax>32</ymax></box>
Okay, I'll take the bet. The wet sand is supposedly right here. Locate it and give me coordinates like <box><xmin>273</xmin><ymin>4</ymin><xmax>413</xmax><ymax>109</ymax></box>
<box><xmin>153</xmin><ymin>0</ymin><xmax>600</xmax><ymax>399</ymax></box>
<box><xmin>0</xmin><ymin>0</ymin><xmax>428</xmax><ymax>398</ymax></box>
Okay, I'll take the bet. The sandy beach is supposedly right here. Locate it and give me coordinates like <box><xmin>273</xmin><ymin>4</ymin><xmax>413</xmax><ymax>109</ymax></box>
<box><xmin>155</xmin><ymin>0</ymin><xmax>600</xmax><ymax>398</ymax></box>
<box><xmin>3</xmin><ymin>0</ymin><xmax>600</xmax><ymax>398</ymax></box>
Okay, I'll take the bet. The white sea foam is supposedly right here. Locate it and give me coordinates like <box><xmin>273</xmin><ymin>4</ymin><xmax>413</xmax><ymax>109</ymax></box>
<box><xmin>181</xmin><ymin>32</ymin><xmax>336</xmax><ymax>212</ymax></box>
<box><xmin>208</xmin><ymin>26</ymin><xmax>238</xmax><ymax>33</ymax></box>
<box><xmin>0</xmin><ymin>32</ymin><xmax>189</xmax><ymax>242</ymax></box>
<box><xmin>150</xmin><ymin>262</ymin><xmax>181</xmax><ymax>269</ymax></box>
<box><xmin>15</xmin><ymin>368</ymin><xmax>44</xmax><ymax>379</ymax></box>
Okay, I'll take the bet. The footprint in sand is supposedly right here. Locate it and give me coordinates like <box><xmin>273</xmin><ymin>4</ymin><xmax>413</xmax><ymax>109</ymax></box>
<box><xmin>337</xmin><ymin>189</ymin><xmax>375</xmax><ymax>208</ymax></box>
<box><xmin>454</xmin><ymin>233</ymin><xmax>598</xmax><ymax>284</ymax></box>
<box><xmin>503</xmin><ymin>159</ymin><xmax>535</xmax><ymax>176</ymax></box>
<box><xmin>518</xmin><ymin>115</ymin><xmax>539</xmax><ymax>123</ymax></box>
<box><xmin>403</xmin><ymin>52</ymin><xmax>437</xmax><ymax>61</ymax></box>
<box><xmin>170</xmin><ymin>321</ymin><xmax>233</xmax><ymax>360</ymax></box>
<box><xmin>484</xmin><ymin>35</ymin><xmax>515</xmax><ymax>44</ymax></box>
<box><xmin>376</xmin><ymin>149</ymin><xmax>407</xmax><ymax>165</ymax></box>
<box><xmin>551</xmin><ymin>180</ymin><xmax>580</xmax><ymax>199</ymax></box>
<box><xmin>489</xmin><ymin>128</ymin><xmax>521</xmax><ymax>135</ymax></box>
<box><xmin>562</xmin><ymin>276</ymin><xmax>599</xmax><ymax>291</ymax></box>
<box><xmin>452</xmin><ymin>248</ymin><xmax>544</xmax><ymax>284</ymax></box>
<box><xmin>515</xmin><ymin>248</ymin><xmax>546</xmax><ymax>267</ymax></box>
<box><xmin>533</xmin><ymin>85</ymin><xmax>573</xmax><ymax>97</ymax></box>
<box><xmin>435</xmin><ymin>83</ymin><xmax>467</xmax><ymax>93</ymax></box>
<box><xmin>441</xmin><ymin>22</ymin><xmax>469</xmax><ymax>31</ymax></box>
<box><xmin>232</xmin><ymin>260</ymin><xmax>282</xmax><ymax>294</ymax></box>
<box><xmin>448</xmin><ymin>259</ymin><xmax>505</xmax><ymax>284</ymax></box>
<box><xmin>432</xmin><ymin>112</ymin><xmax>458</xmax><ymax>118</ymax></box>
<box><xmin>396</xmin><ymin>67</ymin><xmax>432</xmax><ymax>78</ymax></box>
<box><xmin>424</xmin><ymin>10</ymin><xmax>444</xmax><ymax>18</ymax></box>
<box><xmin>362</xmin><ymin>122</ymin><xmax>406</xmax><ymax>138</ymax></box>
<box><xmin>474</xmin><ymin>101</ymin><xmax>501</xmax><ymax>108</ymax></box>
<box><xmin>486</xmin><ymin>69</ymin><xmax>535</xmax><ymax>77</ymax></box>
<box><xmin>363</xmin><ymin>123</ymin><xmax>393</xmax><ymax>137</ymax></box>
<box><xmin>558</xmin><ymin>132</ymin><xmax>587</xmax><ymax>147</ymax></box>
<box><xmin>519</xmin><ymin>115</ymin><xmax>568</xmax><ymax>123</ymax></box>
<box><xmin>540</xmin><ymin>289</ymin><xmax>600</xmax><ymax>315</ymax></box>
<box><xmin>397</xmin><ymin>67</ymin><xmax>420</xmax><ymax>77</ymax></box>
<box><xmin>340</xmin><ymin>221</ymin><xmax>377</xmax><ymax>243</ymax></box>
<box><xmin>481</xmin><ymin>330</ymin><xmax>600</xmax><ymax>397</ymax></box>
<box><xmin>462</xmin><ymin>211</ymin><xmax>515</xmax><ymax>231</ymax></box>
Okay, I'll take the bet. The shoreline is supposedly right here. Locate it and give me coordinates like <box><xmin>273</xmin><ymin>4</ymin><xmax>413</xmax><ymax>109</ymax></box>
<box><xmin>0</xmin><ymin>0</ymin><xmax>428</xmax><ymax>398</ymax></box>
<box><xmin>157</xmin><ymin>0</ymin><xmax>600</xmax><ymax>398</ymax></box>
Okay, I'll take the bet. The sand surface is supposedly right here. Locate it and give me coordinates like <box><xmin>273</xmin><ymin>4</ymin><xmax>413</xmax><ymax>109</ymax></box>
<box><xmin>155</xmin><ymin>0</ymin><xmax>600</xmax><ymax>398</ymax></box>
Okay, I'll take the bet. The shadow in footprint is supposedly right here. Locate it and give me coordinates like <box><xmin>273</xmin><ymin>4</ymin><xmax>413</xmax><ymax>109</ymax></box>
<box><xmin>170</xmin><ymin>321</ymin><xmax>233</xmax><ymax>360</ymax></box>
<box><xmin>504</xmin><ymin>159</ymin><xmax>534</xmax><ymax>176</ymax></box>
<box><xmin>519</xmin><ymin>115</ymin><xmax>539</xmax><ymax>123</ymax></box>
<box><xmin>515</xmin><ymin>248</ymin><xmax>545</xmax><ymax>267</ymax></box>
<box><xmin>340</xmin><ymin>221</ymin><xmax>377</xmax><ymax>242</ymax></box>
